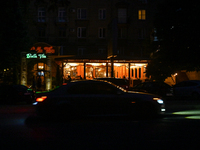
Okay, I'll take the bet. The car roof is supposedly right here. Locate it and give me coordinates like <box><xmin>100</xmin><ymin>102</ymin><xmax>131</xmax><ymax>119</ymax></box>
<box><xmin>177</xmin><ymin>80</ymin><xmax>200</xmax><ymax>83</ymax></box>
<box><xmin>94</xmin><ymin>77</ymin><xmax>126</xmax><ymax>80</ymax></box>
<box><xmin>94</xmin><ymin>78</ymin><xmax>128</xmax><ymax>84</ymax></box>
<box><xmin>68</xmin><ymin>80</ymin><xmax>113</xmax><ymax>85</ymax></box>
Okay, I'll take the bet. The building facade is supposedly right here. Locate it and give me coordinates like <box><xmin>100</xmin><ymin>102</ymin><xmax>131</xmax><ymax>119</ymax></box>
<box><xmin>22</xmin><ymin>0</ymin><xmax>159</xmax><ymax>90</ymax></box>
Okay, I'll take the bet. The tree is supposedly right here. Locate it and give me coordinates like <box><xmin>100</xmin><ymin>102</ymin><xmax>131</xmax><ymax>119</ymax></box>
<box><xmin>146</xmin><ymin>0</ymin><xmax>200</xmax><ymax>81</ymax></box>
<box><xmin>0</xmin><ymin>0</ymin><xmax>32</xmax><ymax>84</ymax></box>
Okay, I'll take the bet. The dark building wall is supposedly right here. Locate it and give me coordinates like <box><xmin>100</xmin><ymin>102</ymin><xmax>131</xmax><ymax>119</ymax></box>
<box><xmin>28</xmin><ymin>0</ymin><xmax>158</xmax><ymax>59</ymax></box>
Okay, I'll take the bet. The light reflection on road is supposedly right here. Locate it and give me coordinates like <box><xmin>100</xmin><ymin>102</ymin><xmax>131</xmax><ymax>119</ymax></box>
<box><xmin>173</xmin><ymin>110</ymin><xmax>200</xmax><ymax>119</ymax></box>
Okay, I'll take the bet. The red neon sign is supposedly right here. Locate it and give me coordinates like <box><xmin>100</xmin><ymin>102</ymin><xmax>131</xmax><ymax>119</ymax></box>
<box><xmin>30</xmin><ymin>46</ymin><xmax>55</xmax><ymax>54</ymax></box>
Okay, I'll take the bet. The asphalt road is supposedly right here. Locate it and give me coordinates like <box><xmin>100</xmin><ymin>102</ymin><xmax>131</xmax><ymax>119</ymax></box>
<box><xmin>1</xmin><ymin>100</ymin><xmax>200</xmax><ymax>150</ymax></box>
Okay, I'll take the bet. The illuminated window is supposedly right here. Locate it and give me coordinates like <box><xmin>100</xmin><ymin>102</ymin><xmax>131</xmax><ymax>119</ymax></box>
<box><xmin>99</xmin><ymin>9</ymin><xmax>106</xmax><ymax>19</ymax></box>
<box><xmin>38</xmin><ymin>7</ymin><xmax>46</xmax><ymax>22</ymax></box>
<box><xmin>77</xmin><ymin>8</ymin><xmax>87</xmax><ymax>19</ymax></box>
<box><xmin>38</xmin><ymin>63</ymin><xmax>44</xmax><ymax>70</ymax></box>
<box><xmin>38</xmin><ymin>71</ymin><xmax>44</xmax><ymax>76</ymax></box>
<box><xmin>138</xmin><ymin>10</ymin><xmax>146</xmax><ymax>20</ymax></box>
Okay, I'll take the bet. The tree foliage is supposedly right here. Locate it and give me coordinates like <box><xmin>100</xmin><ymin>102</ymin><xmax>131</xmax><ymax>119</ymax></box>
<box><xmin>146</xmin><ymin>0</ymin><xmax>200</xmax><ymax>81</ymax></box>
<box><xmin>0</xmin><ymin>1</ymin><xmax>32</xmax><ymax>67</ymax></box>
<box><xmin>0</xmin><ymin>0</ymin><xmax>32</xmax><ymax>83</ymax></box>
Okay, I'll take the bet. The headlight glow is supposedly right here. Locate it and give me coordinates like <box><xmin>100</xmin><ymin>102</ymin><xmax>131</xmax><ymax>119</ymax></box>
<box><xmin>153</xmin><ymin>98</ymin><xmax>164</xmax><ymax>104</ymax></box>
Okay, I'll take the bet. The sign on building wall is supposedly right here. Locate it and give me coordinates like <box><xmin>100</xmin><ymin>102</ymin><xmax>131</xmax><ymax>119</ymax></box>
<box><xmin>26</xmin><ymin>53</ymin><xmax>47</xmax><ymax>59</ymax></box>
<box><xmin>30</xmin><ymin>46</ymin><xmax>55</xmax><ymax>54</ymax></box>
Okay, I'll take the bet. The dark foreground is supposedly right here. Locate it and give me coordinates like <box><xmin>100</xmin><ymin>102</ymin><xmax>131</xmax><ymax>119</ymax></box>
<box><xmin>1</xmin><ymin>100</ymin><xmax>200</xmax><ymax>149</ymax></box>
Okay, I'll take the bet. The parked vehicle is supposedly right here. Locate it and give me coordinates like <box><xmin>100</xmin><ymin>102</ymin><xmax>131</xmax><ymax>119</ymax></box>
<box><xmin>0</xmin><ymin>84</ymin><xmax>35</xmax><ymax>104</ymax></box>
<box><xmin>94</xmin><ymin>77</ymin><xmax>129</xmax><ymax>91</ymax></box>
<box><xmin>130</xmin><ymin>81</ymin><xmax>173</xmax><ymax>97</ymax></box>
<box><xmin>34</xmin><ymin>80</ymin><xmax>165</xmax><ymax>119</ymax></box>
<box><xmin>173</xmin><ymin>80</ymin><xmax>200</xmax><ymax>100</ymax></box>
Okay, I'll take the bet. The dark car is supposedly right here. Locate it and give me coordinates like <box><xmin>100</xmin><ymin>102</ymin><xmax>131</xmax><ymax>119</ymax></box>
<box><xmin>173</xmin><ymin>80</ymin><xmax>200</xmax><ymax>100</ymax></box>
<box><xmin>94</xmin><ymin>77</ymin><xmax>129</xmax><ymax>91</ymax></box>
<box><xmin>34</xmin><ymin>80</ymin><xmax>165</xmax><ymax>119</ymax></box>
<box><xmin>0</xmin><ymin>84</ymin><xmax>35</xmax><ymax>104</ymax></box>
<box><xmin>130</xmin><ymin>81</ymin><xmax>173</xmax><ymax>97</ymax></box>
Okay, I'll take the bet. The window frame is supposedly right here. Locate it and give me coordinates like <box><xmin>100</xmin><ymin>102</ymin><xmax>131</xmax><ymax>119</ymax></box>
<box><xmin>138</xmin><ymin>9</ymin><xmax>146</xmax><ymax>20</ymax></box>
<box><xmin>118</xmin><ymin>8</ymin><xmax>127</xmax><ymax>23</ymax></box>
<box><xmin>77</xmin><ymin>8</ymin><xmax>87</xmax><ymax>19</ymax></box>
<box><xmin>138</xmin><ymin>28</ymin><xmax>146</xmax><ymax>39</ymax></box>
<box><xmin>38</xmin><ymin>7</ymin><xmax>46</xmax><ymax>22</ymax></box>
<box><xmin>58</xmin><ymin>7</ymin><xmax>67</xmax><ymax>22</ymax></box>
<box><xmin>99</xmin><ymin>28</ymin><xmax>106</xmax><ymax>38</ymax></box>
<box><xmin>99</xmin><ymin>9</ymin><xmax>106</xmax><ymax>20</ymax></box>
<box><xmin>77</xmin><ymin>27</ymin><xmax>87</xmax><ymax>38</ymax></box>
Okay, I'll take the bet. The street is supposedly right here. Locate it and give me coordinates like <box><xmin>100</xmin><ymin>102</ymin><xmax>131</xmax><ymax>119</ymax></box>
<box><xmin>1</xmin><ymin>101</ymin><xmax>200</xmax><ymax>150</ymax></box>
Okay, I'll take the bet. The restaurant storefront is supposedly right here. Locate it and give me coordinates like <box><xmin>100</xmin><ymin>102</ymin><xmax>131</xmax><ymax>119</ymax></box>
<box><xmin>60</xmin><ymin>59</ymin><xmax>148</xmax><ymax>87</ymax></box>
<box><xmin>21</xmin><ymin>43</ymin><xmax>149</xmax><ymax>91</ymax></box>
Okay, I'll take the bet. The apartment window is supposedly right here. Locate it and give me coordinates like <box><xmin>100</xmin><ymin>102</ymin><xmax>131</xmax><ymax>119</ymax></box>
<box><xmin>38</xmin><ymin>27</ymin><xmax>45</xmax><ymax>37</ymax></box>
<box><xmin>78</xmin><ymin>48</ymin><xmax>85</xmax><ymax>55</ymax></box>
<box><xmin>99</xmin><ymin>9</ymin><xmax>106</xmax><ymax>19</ymax></box>
<box><xmin>99</xmin><ymin>28</ymin><xmax>106</xmax><ymax>38</ymax></box>
<box><xmin>77</xmin><ymin>27</ymin><xmax>86</xmax><ymax>38</ymax></box>
<box><xmin>138</xmin><ymin>10</ymin><xmax>146</xmax><ymax>20</ymax></box>
<box><xmin>118</xmin><ymin>8</ymin><xmax>127</xmax><ymax>23</ymax></box>
<box><xmin>138</xmin><ymin>28</ymin><xmax>145</xmax><ymax>39</ymax></box>
<box><xmin>59</xmin><ymin>27</ymin><xmax>66</xmax><ymax>37</ymax></box>
<box><xmin>38</xmin><ymin>7</ymin><xmax>46</xmax><ymax>22</ymax></box>
<box><xmin>58</xmin><ymin>8</ymin><xmax>67</xmax><ymax>22</ymax></box>
<box><xmin>77</xmin><ymin>8</ymin><xmax>87</xmax><ymax>19</ymax></box>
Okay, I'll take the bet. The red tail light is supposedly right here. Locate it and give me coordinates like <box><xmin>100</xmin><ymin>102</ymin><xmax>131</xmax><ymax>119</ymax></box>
<box><xmin>36</xmin><ymin>96</ymin><xmax>47</xmax><ymax>102</ymax></box>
